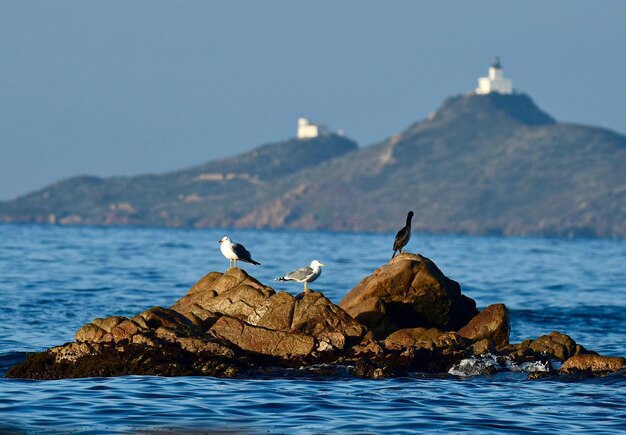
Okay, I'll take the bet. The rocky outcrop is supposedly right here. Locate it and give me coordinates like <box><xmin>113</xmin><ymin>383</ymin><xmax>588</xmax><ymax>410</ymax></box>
<box><xmin>384</xmin><ymin>327</ymin><xmax>467</xmax><ymax>352</ymax></box>
<box><xmin>458</xmin><ymin>304</ymin><xmax>510</xmax><ymax>349</ymax></box>
<box><xmin>5</xmin><ymin>93</ymin><xmax>626</xmax><ymax>238</ymax></box>
<box><xmin>528</xmin><ymin>331</ymin><xmax>580</xmax><ymax>362</ymax></box>
<box><xmin>7</xmin><ymin>255</ymin><xmax>624</xmax><ymax>380</ymax></box>
<box><xmin>339</xmin><ymin>253</ymin><xmax>478</xmax><ymax>338</ymax></box>
<box><xmin>247</xmin><ymin>291</ymin><xmax>365</xmax><ymax>350</ymax></box>
<box><xmin>7</xmin><ymin>268</ymin><xmax>367</xmax><ymax>378</ymax></box>
<box><xmin>209</xmin><ymin>316</ymin><xmax>316</xmax><ymax>360</ymax></box>
<box><xmin>561</xmin><ymin>355</ymin><xmax>626</xmax><ymax>373</ymax></box>
<box><xmin>207</xmin><ymin>290</ymin><xmax>366</xmax><ymax>361</ymax></box>
<box><xmin>171</xmin><ymin>268</ymin><xmax>275</xmax><ymax>323</ymax></box>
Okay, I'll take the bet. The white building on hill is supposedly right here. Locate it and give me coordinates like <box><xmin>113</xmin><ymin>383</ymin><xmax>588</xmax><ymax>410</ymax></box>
<box><xmin>297</xmin><ymin>118</ymin><xmax>329</xmax><ymax>139</ymax></box>
<box><xmin>475</xmin><ymin>57</ymin><xmax>513</xmax><ymax>95</ymax></box>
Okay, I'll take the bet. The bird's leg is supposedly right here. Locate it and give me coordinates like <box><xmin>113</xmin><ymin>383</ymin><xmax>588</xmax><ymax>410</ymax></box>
<box><xmin>234</xmin><ymin>259</ymin><xmax>237</xmax><ymax>268</ymax></box>
<box><xmin>304</xmin><ymin>282</ymin><xmax>310</xmax><ymax>293</ymax></box>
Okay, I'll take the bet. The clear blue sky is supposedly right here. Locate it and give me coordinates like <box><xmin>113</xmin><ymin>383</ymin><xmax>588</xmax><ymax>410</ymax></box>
<box><xmin>1</xmin><ymin>1</ymin><xmax>625</xmax><ymax>200</ymax></box>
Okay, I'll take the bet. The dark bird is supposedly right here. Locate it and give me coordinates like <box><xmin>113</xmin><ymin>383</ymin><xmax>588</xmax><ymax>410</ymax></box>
<box><xmin>219</xmin><ymin>236</ymin><xmax>260</xmax><ymax>268</ymax></box>
<box><xmin>392</xmin><ymin>211</ymin><xmax>414</xmax><ymax>259</ymax></box>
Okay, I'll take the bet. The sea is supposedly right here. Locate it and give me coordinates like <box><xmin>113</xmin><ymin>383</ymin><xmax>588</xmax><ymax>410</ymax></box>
<box><xmin>1</xmin><ymin>224</ymin><xmax>625</xmax><ymax>433</ymax></box>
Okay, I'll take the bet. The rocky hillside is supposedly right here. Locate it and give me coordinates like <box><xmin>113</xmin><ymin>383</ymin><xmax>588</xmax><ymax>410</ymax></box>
<box><xmin>1</xmin><ymin>92</ymin><xmax>625</xmax><ymax>237</ymax></box>
<box><xmin>251</xmin><ymin>93</ymin><xmax>626</xmax><ymax>237</ymax></box>
<box><xmin>0</xmin><ymin>134</ymin><xmax>358</xmax><ymax>227</ymax></box>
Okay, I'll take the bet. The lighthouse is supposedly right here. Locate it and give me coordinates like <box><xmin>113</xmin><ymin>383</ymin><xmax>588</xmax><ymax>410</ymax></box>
<box><xmin>297</xmin><ymin>118</ymin><xmax>329</xmax><ymax>139</ymax></box>
<box><xmin>475</xmin><ymin>57</ymin><xmax>513</xmax><ymax>95</ymax></box>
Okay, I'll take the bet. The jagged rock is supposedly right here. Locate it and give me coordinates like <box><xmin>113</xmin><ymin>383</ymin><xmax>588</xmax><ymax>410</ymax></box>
<box><xmin>458</xmin><ymin>304</ymin><xmax>510</xmax><ymax>349</ymax></box>
<box><xmin>503</xmin><ymin>333</ymin><xmax>587</xmax><ymax>365</ymax></box>
<box><xmin>75</xmin><ymin>307</ymin><xmax>203</xmax><ymax>346</ymax></box>
<box><xmin>50</xmin><ymin>342</ymin><xmax>101</xmax><ymax>364</ymax></box>
<box><xmin>384</xmin><ymin>327</ymin><xmax>467</xmax><ymax>352</ymax></box>
<box><xmin>247</xmin><ymin>291</ymin><xmax>365</xmax><ymax>350</ymax></box>
<box><xmin>7</xmin><ymin>261</ymin><xmax>625</xmax><ymax>380</ymax></box>
<box><xmin>339</xmin><ymin>253</ymin><xmax>478</xmax><ymax>338</ymax></box>
<box><xmin>529</xmin><ymin>332</ymin><xmax>578</xmax><ymax>362</ymax></box>
<box><xmin>350</xmin><ymin>340</ymin><xmax>385</xmax><ymax>358</ymax></box>
<box><xmin>74</xmin><ymin>315</ymin><xmax>128</xmax><ymax>343</ymax></box>
<box><xmin>342</xmin><ymin>297</ymin><xmax>387</xmax><ymax>334</ymax></box>
<box><xmin>209</xmin><ymin>315</ymin><xmax>315</xmax><ymax>360</ymax></box>
<box><xmin>502</xmin><ymin>338</ymin><xmax>534</xmax><ymax>363</ymax></box>
<box><xmin>74</xmin><ymin>322</ymin><xmax>111</xmax><ymax>344</ymax></box>
<box><xmin>172</xmin><ymin>268</ymin><xmax>275</xmax><ymax>322</ymax></box>
<box><xmin>561</xmin><ymin>354</ymin><xmax>626</xmax><ymax>373</ymax></box>
<box><xmin>471</xmin><ymin>338</ymin><xmax>496</xmax><ymax>356</ymax></box>
<box><xmin>93</xmin><ymin>316</ymin><xmax>127</xmax><ymax>333</ymax></box>
<box><xmin>351</xmin><ymin>360</ymin><xmax>389</xmax><ymax>379</ymax></box>
<box><xmin>9</xmin><ymin>302</ymin><xmax>243</xmax><ymax>379</ymax></box>
<box><xmin>177</xmin><ymin>337</ymin><xmax>236</xmax><ymax>357</ymax></box>
<box><xmin>6</xmin><ymin>342</ymin><xmax>243</xmax><ymax>380</ymax></box>
<box><xmin>133</xmin><ymin>306</ymin><xmax>195</xmax><ymax>329</ymax></box>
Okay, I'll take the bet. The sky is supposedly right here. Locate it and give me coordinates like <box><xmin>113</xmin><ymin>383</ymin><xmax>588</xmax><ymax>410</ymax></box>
<box><xmin>1</xmin><ymin>1</ymin><xmax>625</xmax><ymax>200</ymax></box>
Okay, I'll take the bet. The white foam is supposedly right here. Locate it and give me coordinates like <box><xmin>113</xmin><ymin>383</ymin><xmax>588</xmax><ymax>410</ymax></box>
<box><xmin>448</xmin><ymin>354</ymin><xmax>550</xmax><ymax>376</ymax></box>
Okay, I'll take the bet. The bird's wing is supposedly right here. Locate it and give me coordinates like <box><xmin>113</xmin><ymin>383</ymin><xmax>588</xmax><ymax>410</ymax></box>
<box><xmin>284</xmin><ymin>266</ymin><xmax>314</xmax><ymax>281</ymax></box>
<box><xmin>232</xmin><ymin>243</ymin><xmax>253</xmax><ymax>261</ymax></box>
<box><xmin>393</xmin><ymin>227</ymin><xmax>409</xmax><ymax>250</ymax></box>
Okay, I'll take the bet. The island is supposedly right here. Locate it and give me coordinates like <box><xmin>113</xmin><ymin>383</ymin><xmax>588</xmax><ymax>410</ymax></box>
<box><xmin>8</xmin><ymin>253</ymin><xmax>625</xmax><ymax>380</ymax></box>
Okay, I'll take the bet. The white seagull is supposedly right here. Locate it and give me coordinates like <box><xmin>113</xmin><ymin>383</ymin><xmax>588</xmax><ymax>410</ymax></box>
<box><xmin>219</xmin><ymin>236</ymin><xmax>260</xmax><ymax>269</ymax></box>
<box><xmin>276</xmin><ymin>260</ymin><xmax>325</xmax><ymax>292</ymax></box>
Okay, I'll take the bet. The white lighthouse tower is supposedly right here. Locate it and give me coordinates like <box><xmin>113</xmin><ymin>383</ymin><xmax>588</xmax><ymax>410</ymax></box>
<box><xmin>475</xmin><ymin>57</ymin><xmax>513</xmax><ymax>95</ymax></box>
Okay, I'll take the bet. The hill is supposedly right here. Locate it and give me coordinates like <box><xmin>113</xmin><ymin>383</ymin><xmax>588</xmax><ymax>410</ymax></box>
<box><xmin>1</xmin><ymin>93</ymin><xmax>625</xmax><ymax>237</ymax></box>
<box><xmin>0</xmin><ymin>135</ymin><xmax>358</xmax><ymax>227</ymax></box>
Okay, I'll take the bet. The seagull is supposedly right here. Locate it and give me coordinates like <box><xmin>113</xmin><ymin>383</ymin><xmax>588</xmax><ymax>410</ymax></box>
<box><xmin>276</xmin><ymin>260</ymin><xmax>325</xmax><ymax>292</ymax></box>
<box><xmin>218</xmin><ymin>236</ymin><xmax>260</xmax><ymax>268</ymax></box>
<box><xmin>392</xmin><ymin>211</ymin><xmax>414</xmax><ymax>259</ymax></box>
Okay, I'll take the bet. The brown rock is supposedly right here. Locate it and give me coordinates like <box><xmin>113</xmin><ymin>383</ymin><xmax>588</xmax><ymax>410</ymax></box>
<box><xmin>155</xmin><ymin>326</ymin><xmax>179</xmax><ymax>343</ymax></box>
<box><xmin>343</xmin><ymin>297</ymin><xmax>387</xmax><ymax>332</ymax></box>
<box><xmin>561</xmin><ymin>354</ymin><xmax>626</xmax><ymax>373</ymax></box>
<box><xmin>75</xmin><ymin>323</ymin><xmax>108</xmax><ymax>343</ymax></box>
<box><xmin>472</xmin><ymin>338</ymin><xmax>496</xmax><ymax>356</ymax></box>
<box><xmin>351</xmin><ymin>359</ymin><xmax>391</xmax><ymax>379</ymax></box>
<box><xmin>339</xmin><ymin>253</ymin><xmax>478</xmax><ymax>338</ymax></box>
<box><xmin>384</xmin><ymin>327</ymin><xmax>465</xmax><ymax>351</ymax></box>
<box><xmin>209</xmin><ymin>315</ymin><xmax>315</xmax><ymax>359</ymax></box>
<box><xmin>50</xmin><ymin>342</ymin><xmax>99</xmax><ymax>363</ymax></box>
<box><xmin>291</xmin><ymin>292</ymin><xmax>365</xmax><ymax>340</ymax></box>
<box><xmin>529</xmin><ymin>332</ymin><xmax>577</xmax><ymax>362</ymax></box>
<box><xmin>75</xmin><ymin>316</ymin><xmax>129</xmax><ymax>343</ymax></box>
<box><xmin>80</xmin><ymin>307</ymin><xmax>197</xmax><ymax>345</ymax></box>
<box><xmin>131</xmin><ymin>333</ymin><xmax>159</xmax><ymax>347</ymax></box>
<box><xmin>177</xmin><ymin>337</ymin><xmax>236</xmax><ymax>357</ymax></box>
<box><xmin>351</xmin><ymin>340</ymin><xmax>385</xmax><ymax>357</ymax></box>
<box><xmin>247</xmin><ymin>291</ymin><xmax>365</xmax><ymax>350</ymax></box>
<box><xmin>458</xmin><ymin>304</ymin><xmax>510</xmax><ymax>349</ymax></box>
<box><xmin>111</xmin><ymin>319</ymin><xmax>143</xmax><ymax>342</ymax></box>
<box><xmin>186</xmin><ymin>271</ymin><xmax>223</xmax><ymax>295</ymax></box>
<box><xmin>172</xmin><ymin>268</ymin><xmax>275</xmax><ymax>322</ymax></box>
<box><xmin>248</xmin><ymin>291</ymin><xmax>294</xmax><ymax>331</ymax></box>
<box><xmin>132</xmin><ymin>306</ymin><xmax>194</xmax><ymax>330</ymax></box>
<box><xmin>93</xmin><ymin>316</ymin><xmax>127</xmax><ymax>333</ymax></box>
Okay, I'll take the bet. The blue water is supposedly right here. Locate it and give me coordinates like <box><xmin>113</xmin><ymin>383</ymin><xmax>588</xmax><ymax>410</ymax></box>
<box><xmin>1</xmin><ymin>224</ymin><xmax>626</xmax><ymax>433</ymax></box>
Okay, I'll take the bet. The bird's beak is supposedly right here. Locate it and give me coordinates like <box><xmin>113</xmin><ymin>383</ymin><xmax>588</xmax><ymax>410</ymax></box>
<box><xmin>218</xmin><ymin>240</ymin><xmax>222</xmax><ymax>244</ymax></box>
<box><xmin>319</xmin><ymin>263</ymin><xmax>326</xmax><ymax>267</ymax></box>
